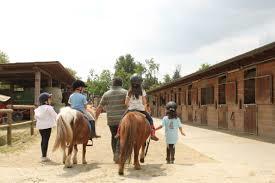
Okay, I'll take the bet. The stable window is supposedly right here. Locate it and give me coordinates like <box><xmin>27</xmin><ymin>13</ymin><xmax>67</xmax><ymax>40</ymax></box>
<box><xmin>256</xmin><ymin>75</ymin><xmax>273</xmax><ymax>104</ymax></box>
<box><xmin>201</xmin><ymin>86</ymin><xmax>214</xmax><ymax>105</ymax></box>
<box><xmin>244</xmin><ymin>68</ymin><xmax>256</xmax><ymax>104</ymax></box>
<box><xmin>218</xmin><ymin>76</ymin><xmax>226</xmax><ymax>104</ymax></box>
<box><xmin>188</xmin><ymin>85</ymin><xmax>192</xmax><ymax>105</ymax></box>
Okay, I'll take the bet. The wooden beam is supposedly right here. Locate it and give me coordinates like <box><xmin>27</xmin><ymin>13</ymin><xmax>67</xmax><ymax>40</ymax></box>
<box><xmin>48</xmin><ymin>77</ymin><xmax>53</xmax><ymax>87</ymax></box>
<box><xmin>33</xmin><ymin>66</ymin><xmax>52</xmax><ymax>78</ymax></box>
<box><xmin>0</xmin><ymin>70</ymin><xmax>34</xmax><ymax>75</ymax></box>
<box><xmin>34</xmin><ymin>71</ymin><xmax>41</xmax><ymax>106</ymax></box>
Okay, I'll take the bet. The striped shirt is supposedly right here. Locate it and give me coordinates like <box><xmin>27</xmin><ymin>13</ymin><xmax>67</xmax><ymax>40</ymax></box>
<box><xmin>99</xmin><ymin>86</ymin><xmax>127</xmax><ymax>126</ymax></box>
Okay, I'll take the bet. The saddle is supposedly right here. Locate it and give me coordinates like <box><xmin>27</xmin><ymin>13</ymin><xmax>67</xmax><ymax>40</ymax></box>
<box><xmin>129</xmin><ymin>111</ymin><xmax>150</xmax><ymax>124</ymax></box>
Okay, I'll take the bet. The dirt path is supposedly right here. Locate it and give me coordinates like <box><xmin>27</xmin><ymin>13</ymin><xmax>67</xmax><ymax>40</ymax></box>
<box><xmin>0</xmin><ymin>114</ymin><xmax>212</xmax><ymax>183</ymax></box>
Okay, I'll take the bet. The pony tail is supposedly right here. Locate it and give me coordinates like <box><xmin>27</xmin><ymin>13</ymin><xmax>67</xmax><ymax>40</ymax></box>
<box><xmin>120</xmin><ymin>113</ymin><xmax>138</xmax><ymax>162</ymax></box>
<box><xmin>52</xmin><ymin>115</ymin><xmax>73</xmax><ymax>152</ymax></box>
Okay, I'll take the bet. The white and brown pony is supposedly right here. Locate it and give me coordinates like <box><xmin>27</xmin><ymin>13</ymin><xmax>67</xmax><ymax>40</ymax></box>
<box><xmin>53</xmin><ymin>107</ymin><xmax>92</xmax><ymax>168</ymax></box>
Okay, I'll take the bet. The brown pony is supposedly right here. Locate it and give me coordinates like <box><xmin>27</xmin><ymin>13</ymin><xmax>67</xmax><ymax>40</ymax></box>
<box><xmin>118</xmin><ymin>111</ymin><xmax>151</xmax><ymax>175</ymax></box>
<box><xmin>53</xmin><ymin>107</ymin><xmax>91</xmax><ymax>168</ymax></box>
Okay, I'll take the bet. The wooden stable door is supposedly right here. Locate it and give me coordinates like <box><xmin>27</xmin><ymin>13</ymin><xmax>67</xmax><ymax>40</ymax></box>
<box><xmin>187</xmin><ymin>106</ymin><xmax>193</xmax><ymax>122</ymax></box>
<box><xmin>218</xmin><ymin>105</ymin><xmax>228</xmax><ymax>129</ymax></box>
<box><xmin>200</xmin><ymin>106</ymin><xmax>207</xmax><ymax>125</ymax></box>
<box><xmin>244</xmin><ymin>105</ymin><xmax>257</xmax><ymax>134</ymax></box>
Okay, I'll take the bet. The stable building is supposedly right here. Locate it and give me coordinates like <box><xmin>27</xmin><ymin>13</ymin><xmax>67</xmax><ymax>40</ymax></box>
<box><xmin>0</xmin><ymin>61</ymin><xmax>75</xmax><ymax>106</ymax></box>
<box><xmin>148</xmin><ymin>42</ymin><xmax>275</xmax><ymax>138</ymax></box>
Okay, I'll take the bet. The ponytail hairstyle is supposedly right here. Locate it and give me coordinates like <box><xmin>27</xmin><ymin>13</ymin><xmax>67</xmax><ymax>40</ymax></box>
<box><xmin>165</xmin><ymin>101</ymin><xmax>177</xmax><ymax>119</ymax></box>
<box><xmin>166</xmin><ymin>110</ymin><xmax>177</xmax><ymax>119</ymax></box>
<box><xmin>128</xmin><ymin>74</ymin><xmax>143</xmax><ymax>99</ymax></box>
<box><xmin>128</xmin><ymin>83</ymin><xmax>143</xmax><ymax>99</ymax></box>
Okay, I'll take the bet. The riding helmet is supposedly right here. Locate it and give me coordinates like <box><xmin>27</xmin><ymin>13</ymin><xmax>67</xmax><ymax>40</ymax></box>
<box><xmin>130</xmin><ymin>74</ymin><xmax>143</xmax><ymax>85</ymax></box>
<box><xmin>166</xmin><ymin>101</ymin><xmax>177</xmax><ymax>111</ymax></box>
<box><xmin>72</xmin><ymin>80</ymin><xmax>87</xmax><ymax>90</ymax></box>
<box><xmin>39</xmin><ymin>92</ymin><xmax>52</xmax><ymax>105</ymax></box>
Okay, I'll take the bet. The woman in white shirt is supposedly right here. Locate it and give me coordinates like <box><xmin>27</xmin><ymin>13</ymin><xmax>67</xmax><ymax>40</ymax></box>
<box><xmin>34</xmin><ymin>92</ymin><xmax>57</xmax><ymax>162</ymax></box>
<box><xmin>124</xmin><ymin>74</ymin><xmax>159</xmax><ymax>141</ymax></box>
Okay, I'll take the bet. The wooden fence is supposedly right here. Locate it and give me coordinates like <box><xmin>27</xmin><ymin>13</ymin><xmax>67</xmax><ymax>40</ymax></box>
<box><xmin>0</xmin><ymin>105</ymin><xmax>36</xmax><ymax>145</ymax></box>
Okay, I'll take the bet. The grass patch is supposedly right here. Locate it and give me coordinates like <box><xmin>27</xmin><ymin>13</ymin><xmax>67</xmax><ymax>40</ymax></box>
<box><xmin>0</xmin><ymin>124</ymin><xmax>38</xmax><ymax>153</ymax></box>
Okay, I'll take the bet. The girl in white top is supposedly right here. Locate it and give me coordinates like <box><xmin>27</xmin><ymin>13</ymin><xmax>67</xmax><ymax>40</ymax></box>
<box><xmin>34</xmin><ymin>92</ymin><xmax>57</xmax><ymax>162</ymax></box>
<box><xmin>124</xmin><ymin>74</ymin><xmax>159</xmax><ymax>141</ymax></box>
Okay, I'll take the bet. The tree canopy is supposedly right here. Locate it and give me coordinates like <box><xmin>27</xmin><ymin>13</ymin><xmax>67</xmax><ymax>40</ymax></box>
<box><xmin>86</xmin><ymin>69</ymin><xmax>112</xmax><ymax>96</ymax></box>
<box><xmin>198</xmin><ymin>63</ymin><xmax>211</xmax><ymax>71</ymax></box>
<box><xmin>163</xmin><ymin>74</ymin><xmax>172</xmax><ymax>84</ymax></box>
<box><xmin>66</xmin><ymin>67</ymin><xmax>81</xmax><ymax>79</ymax></box>
<box><xmin>114</xmin><ymin>54</ymin><xmax>145</xmax><ymax>89</ymax></box>
<box><xmin>0</xmin><ymin>50</ymin><xmax>9</xmax><ymax>64</ymax></box>
<box><xmin>172</xmin><ymin>64</ymin><xmax>181</xmax><ymax>80</ymax></box>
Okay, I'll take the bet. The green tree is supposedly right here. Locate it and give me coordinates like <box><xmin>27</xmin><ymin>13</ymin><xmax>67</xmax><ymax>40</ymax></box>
<box><xmin>143</xmin><ymin>58</ymin><xmax>160</xmax><ymax>90</ymax></box>
<box><xmin>0</xmin><ymin>50</ymin><xmax>9</xmax><ymax>64</ymax></box>
<box><xmin>163</xmin><ymin>74</ymin><xmax>172</xmax><ymax>83</ymax></box>
<box><xmin>172</xmin><ymin>64</ymin><xmax>181</xmax><ymax>80</ymax></box>
<box><xmin>66</xmin><ymin>67</ymin><xmax>81</xmax><ymax>79</ymax></box>
<box><xmin>198</xmin><ymin>63</ymin><xmax>211</xmax><ymax>71</ymax></box>
<box><xmin>86</xmin><ymin>69</ymin><xmax>112</xmax><ymax>96</ymax></box>
<box><xmin>114</xmin><ymin>54</ymin><xmax>145</xmax><ymax>89</ymax></box>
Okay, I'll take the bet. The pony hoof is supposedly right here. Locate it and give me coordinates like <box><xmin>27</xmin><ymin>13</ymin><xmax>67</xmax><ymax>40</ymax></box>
<box><xmin>73</xmin><ymin>161</ymin><xmax>77</xmax><ymax>164</ymax></box>
<box><xmin>65</xmin><ymin>165</ymin><xmax>72</xmax><ymax>168</ymax></box>
<box><xmin>118</xmin><ymin>171</ymin><xmax>124</xmax><ymax>176</ymax></box>
<box><xmin>135</xmin><ymin>165</ymin><xmax>141</xmax><ymax>170</ymax></box>
<box><xmin>140</xmin><ymin>158</ymin><xmax>144</xmax><ymax>163</ymax></box>
<box><xmin>82</xmin><ymin>161</ymin><xmax>87</xmax><ymax>164</ymax></box>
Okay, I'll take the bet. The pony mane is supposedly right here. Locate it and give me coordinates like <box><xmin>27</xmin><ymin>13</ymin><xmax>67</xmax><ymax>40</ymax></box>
<box><xmin>58</xmin><ymin>107</ymin><xmax>77</xmax><ymax>125</ymax></box>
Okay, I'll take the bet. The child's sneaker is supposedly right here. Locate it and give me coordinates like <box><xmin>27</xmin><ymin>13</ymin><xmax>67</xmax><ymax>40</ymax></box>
<box><xmin>41</xmin><ymin>157</ymin><xmax>50</xmax><ymax>162</ymax></box>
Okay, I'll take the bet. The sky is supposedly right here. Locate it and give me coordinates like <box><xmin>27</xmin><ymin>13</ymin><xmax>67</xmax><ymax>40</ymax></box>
<box><xmin>1</xmin><ymin>0</ymin><xmax>275</xmax><ymax>81</ymax></box>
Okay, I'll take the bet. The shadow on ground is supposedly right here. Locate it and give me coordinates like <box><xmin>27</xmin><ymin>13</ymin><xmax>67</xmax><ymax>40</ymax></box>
<box><xmin>60</xmin><ymin>163</ymin><xmax>100</xmax><ymax>177</ymax></box>
<box><xmin>125</xmin><ymin>163</ymin><xmax>167</xmax><ymax>180</ymax></box>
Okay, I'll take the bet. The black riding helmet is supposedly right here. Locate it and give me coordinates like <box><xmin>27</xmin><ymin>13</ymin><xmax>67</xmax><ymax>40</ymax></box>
<box><xmin>72</xmin><ymin>80</ymin><xmax>87</xmax><ymax>90</ymax></box>
<box><xmin>166</xmin><ymin>101</ymin><xmax>177</xmax><ymax>111</ymax></box>
<box><xmin>130</xmin><ymin>74</ymin><xmax>143</xmax><ymax>85</ymax></box>
<box><xmin>39</xmin><ymin>92</ymin><xmax>52</xmax><ymax>105</ymax></box>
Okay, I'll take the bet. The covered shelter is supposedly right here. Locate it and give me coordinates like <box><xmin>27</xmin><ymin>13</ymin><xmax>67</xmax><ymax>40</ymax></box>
<box><xmin>0</xmin><ymin>61</ymin><xmax>75</xmax><ymax>105</ymax></box>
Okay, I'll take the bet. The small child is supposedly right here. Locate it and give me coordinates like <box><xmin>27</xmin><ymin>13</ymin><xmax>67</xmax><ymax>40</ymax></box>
<box><xmin>68</xmin><ymin>80</ymin><xmax>100</xmax><ymax>139</ymax></box>
<box><xmin>34</xmin><ymin>92</ymin><xmax>57</xmax><ymax>162</ymax></box>
<box><xmin>156</xmin><ymin>101</ymin><xmax>185</xmax><ymax>164</ymax></box>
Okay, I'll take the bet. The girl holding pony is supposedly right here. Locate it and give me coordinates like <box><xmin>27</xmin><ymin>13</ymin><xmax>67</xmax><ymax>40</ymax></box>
<box><xmin>156</xmin><ymin>101</ymin><xmax>185</xmax><ymax>164</ymax></box>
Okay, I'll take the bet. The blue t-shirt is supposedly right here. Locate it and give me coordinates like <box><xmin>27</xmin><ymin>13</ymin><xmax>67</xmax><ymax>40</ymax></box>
<box><xmin>162</xmin><ymin>116</ymin><xmax>182</xmax><ymax>144</ymax></box>
<box><xmin>68</xmin><ymin>93</ymin><xmax>87</xmax><ymax>113</ymax></box>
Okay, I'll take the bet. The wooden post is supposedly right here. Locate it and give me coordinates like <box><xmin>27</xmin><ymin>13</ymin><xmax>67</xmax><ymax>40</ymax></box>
<box><xmin>48</xmin><ymin>77</ymin><xmax>53</xmax><ymax>87</ymax></box>
<box><xmin>7</xmin><ymin>112</ymin><xmax>12</xmax><ymax>145</ymax></box>
<box><xmin>30</xmin><ymin>108</ymin><xmax>34</xmax><ymax>135</ymax></box>
<box><xmin>34</xmin><ymin>70</ymin><xmax>41</xmax><ymax>106</ymax></box>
